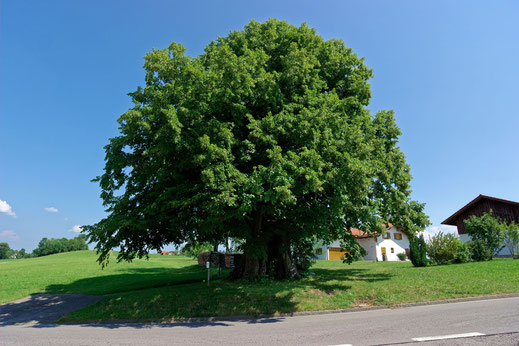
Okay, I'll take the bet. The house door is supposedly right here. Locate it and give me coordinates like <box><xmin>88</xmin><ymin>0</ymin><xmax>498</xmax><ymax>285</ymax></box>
<box><xmin>381</xmin><ymin>247</ymin><xmax>387</xmax><ymax>261</ymax></box>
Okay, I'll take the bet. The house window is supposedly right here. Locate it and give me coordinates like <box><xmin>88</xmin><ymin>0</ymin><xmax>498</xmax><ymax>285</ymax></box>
<box><xmin>394</xmin><ymin>233</ymin><xmax>402</xmax><ymax>240</ymax></box>
<box><xmin>391</xmin><ymin>248</ymin><xmax>394</xmax><ymax>253</ymax></box>
<box><xmin>383</xmin><ymin>233</ymin><xmax>391</xmax><ymax>239</ymax></box>
<box><xmin>315</xmin><ymin>248</ymin><xmax>323</xmax><ymax>256</ymax></box>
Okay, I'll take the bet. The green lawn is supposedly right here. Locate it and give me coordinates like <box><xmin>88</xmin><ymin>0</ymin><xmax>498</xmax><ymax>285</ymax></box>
<box><xmin>0</xmin><ymin>251</ymin><xmax>221</xmax><ymax>304</ymax></box>
<box><xmin>63</xmin><ymin>258</ymin><xmax>519</xmax><ymax>322</ymax></box>
<box><xmin>2</xmin><ymin>251</ymin><xmax>518</xmax><ymax>322</ymax></box>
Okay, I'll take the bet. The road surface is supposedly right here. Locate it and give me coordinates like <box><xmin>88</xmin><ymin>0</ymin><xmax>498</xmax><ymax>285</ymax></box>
<box><xmin>2</xmin><ymin>296</ymin><xmax>519</xmax><ymax>345</ymax></box>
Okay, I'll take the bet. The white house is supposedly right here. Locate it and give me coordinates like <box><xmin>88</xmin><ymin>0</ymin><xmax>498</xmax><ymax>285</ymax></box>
<box><xmin>315</xmin><ymin>225</ymin><xmax>410</xmax><ymax>261</ymax></box>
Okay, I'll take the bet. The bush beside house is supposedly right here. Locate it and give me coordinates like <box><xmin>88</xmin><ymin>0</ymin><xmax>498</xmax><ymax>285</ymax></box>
<box><xmin>422</xmin><ymin>211</ymin><xmax>518</xmax><ymax>266</ymax></box>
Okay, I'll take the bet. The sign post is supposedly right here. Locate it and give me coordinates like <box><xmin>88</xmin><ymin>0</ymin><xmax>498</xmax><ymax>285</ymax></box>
<box><xmin>206</xmin><ymin>261</ymin><xmax>210</xmax><ymax>287</ymax></box>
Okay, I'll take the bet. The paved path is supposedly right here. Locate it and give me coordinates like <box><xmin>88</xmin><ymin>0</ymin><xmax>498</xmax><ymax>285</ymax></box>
<box><xmin>0</xmin><ymin>294</ymin><xmax>104</xmax><ymax>324</ymax></box>
<box><xmin>1</xmin><ymin>296</ymin><xmax>519</xmax><ymax>345</ymax></box>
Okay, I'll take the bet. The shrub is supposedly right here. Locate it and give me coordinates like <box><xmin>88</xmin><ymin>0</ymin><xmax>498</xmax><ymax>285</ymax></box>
<box><xmin>419</xmin><ymin>235</ymin><xmax>428</xmax><ymax>266</ymax></box>
<box><xmin>409</xmin><ymin>236</ymin><xmax>419</xmax><ymax>265</ymax></box>
<box><xmin>397</xmin><ymin>252</ymin><xmax>407</xmax><ymax>261</ymax></box>
<box><xmin>181</xmin><ymin>242</ymin><xmax>214</xmax><ymax>258</ymax></box>
<box><xmin>503</xmin><ymin>222</ymin><xmax>519</xmax><ymax>258</ymax></box>
<box><xmin>464</xmin><ymin>211</ymin><xmax>505</xmax><ymax>258</ymax></box>
<box><xmin>410</xmin><ymin>234</ymin><xmax>428</xmax><ymax>267</ymax></box>
<box><xmin>426</xmin><ymin>232</ymin><xmax>463</xmax><ymax>265</ymax></box>
<box><xmin>469</xmin><ymin>240</ymin><xmax>492</xmax><ymax>261</ymax></box>
<box><xmin>454</xmin><ymin>242</ymin><xmax>471</xmax><ymax>263</ymax></box>
<box><xmin>291</xmin><ymin>237</ymin><xmax>316</xmax><ymax>276</ymax></box>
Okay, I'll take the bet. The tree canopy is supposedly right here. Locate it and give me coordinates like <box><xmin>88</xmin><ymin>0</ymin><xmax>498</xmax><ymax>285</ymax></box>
<box><xmin>85</xmin><ymin>19</ymin><xmax>429</xmax><ymax>279</ymax></box>
<box><xmin>0</xmin><ymin>242</ymin><xmax>11</xmax><ymax>259</ymax></box>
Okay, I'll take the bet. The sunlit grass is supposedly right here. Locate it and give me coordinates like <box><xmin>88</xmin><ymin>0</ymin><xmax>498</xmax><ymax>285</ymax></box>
<box><xmin>2</xmin><ymin>252</ymin><xmax>517</xmax><ymax>321</ymax></box>
<box><xmin>64</xmin><ymin>258</ymin><xmax>519</xmax><ymax>322</ymax></box>
<box><xmin>0</xmin><ymin>251</ymin><xmax>217</xmax><ymax>304</ymax></box>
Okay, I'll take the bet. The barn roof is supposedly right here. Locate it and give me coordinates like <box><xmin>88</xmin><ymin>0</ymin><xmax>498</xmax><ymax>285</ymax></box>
<box><xmin>442</xmin><ymin>194</ymin><xmax>519</xmax><ymax>226</ymax></box>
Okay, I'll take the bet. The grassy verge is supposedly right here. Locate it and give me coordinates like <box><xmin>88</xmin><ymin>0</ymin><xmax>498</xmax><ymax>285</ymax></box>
<box><xmin>2</xmin><ymin>252</ymin><xmax>518</xmax><ymax>322</ymax></box>
<box><xmin>62</xmin><ymin>258</ymin><xmax>519</xmax><ymax>322</ymax></box>
<box><xmin>0</xmin><ymin>251</ymin><xmax>222</xmax><ymax>304</ymax></box>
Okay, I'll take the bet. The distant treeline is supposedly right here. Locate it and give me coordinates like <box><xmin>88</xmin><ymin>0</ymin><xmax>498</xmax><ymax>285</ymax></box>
<box><xmin>0</xmin><ymin>234</ymin><xmax>89</xmax><ymax>259</ymax></box>
<box><xmin>33</xmin><ymin>234</ymin><xmax>88</xmax><ymax>257</ymax></box>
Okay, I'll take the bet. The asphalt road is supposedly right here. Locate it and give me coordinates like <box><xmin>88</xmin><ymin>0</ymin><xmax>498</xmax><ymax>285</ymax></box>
<box><xmin>2</xmin><ymin>296</ymin><xmax>519</xmax><ymax>345</ymax></box>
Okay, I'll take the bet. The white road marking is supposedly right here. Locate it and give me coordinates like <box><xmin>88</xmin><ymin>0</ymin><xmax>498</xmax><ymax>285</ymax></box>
<box><xmin>412</xmin><ymin>332</ymin><xmax>485</xmax><ymax>341</ymax></box>
<box><xmin>328</xmin><ymin>344</ymin><xmax>353</xmax><ymax>346</ymax></box>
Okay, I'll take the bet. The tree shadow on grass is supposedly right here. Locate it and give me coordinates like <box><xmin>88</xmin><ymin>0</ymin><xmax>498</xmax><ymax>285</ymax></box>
<box><xmin>44</xmin><ymin>265</ymin><xmax>230</xmax><ymax>296</ymax></box>
<box><xmin>307</xmin><ymin>268</ymin><xmax>393</xmax><ymax>292</ymax></box>
<box><xmin>25</xmin><ymin>266</ymin><xmax>393</xmax><ymax>328</ymax></box>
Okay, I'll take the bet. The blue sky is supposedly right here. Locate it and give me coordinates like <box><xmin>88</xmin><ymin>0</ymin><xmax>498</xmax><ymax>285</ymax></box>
<box><xmin>1</xmin><ymin>0</ymin><xmax>518</xmax><ymax>251</ymax></box>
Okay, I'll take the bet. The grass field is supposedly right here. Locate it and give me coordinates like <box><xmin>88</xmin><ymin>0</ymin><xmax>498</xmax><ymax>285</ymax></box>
<box><xmin>1</xmin><ymin>251</ymin><xmax>518</xmax><ymax>322</ymax></box>
<box><xmin>0</xmin><ymin>251</ymin><xmax>222</xmax><ymax>304</ymax></box>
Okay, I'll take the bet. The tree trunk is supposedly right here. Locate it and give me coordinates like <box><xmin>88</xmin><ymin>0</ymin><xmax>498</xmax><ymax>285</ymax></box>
<box><xmin>230</xmin><ymin>251</ymin><xmax>267</xmax><ymax>280</ymax></box>
<box><xmin>230</xmin><ymin>206</ymin><xmax>299</xmax><ymax>281</ymax></box>
<box><xmin>230</xmin><ymin>206</ymin><xmax>267</xmax><ymax>280</ymax></box>
<box><xmin>267</xmin><ymin>234</ymin><xmax>299</xmax><ymax>280</ymax></box>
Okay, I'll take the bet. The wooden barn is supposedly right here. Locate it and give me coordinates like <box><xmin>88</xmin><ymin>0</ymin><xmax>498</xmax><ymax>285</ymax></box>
<box><xmin>442</xmin><ymin>194</ymin><xmax>519</xmax><ymax>234</ymax></box>
<box><xmin>442</xmin><ymin>194</ymin><xmax>519</xmax><ymax>257</ymax></box>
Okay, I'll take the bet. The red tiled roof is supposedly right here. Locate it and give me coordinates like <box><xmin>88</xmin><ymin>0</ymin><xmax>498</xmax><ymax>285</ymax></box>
<box><xmin>348</xmin><ymin>223</ymin><xmax>394</xmax><ymax>238</ymax></box>
<box><xmin>350</xmin><ymin>228</ymin><xmax>370</xmax><ymax>238</ymax></box>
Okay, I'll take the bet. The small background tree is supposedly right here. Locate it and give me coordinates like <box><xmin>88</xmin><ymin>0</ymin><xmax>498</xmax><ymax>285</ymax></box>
<box><xmin>464</xmin><ymin>211</ymin><xmax>505</xmax><ymax>259</ymax></box>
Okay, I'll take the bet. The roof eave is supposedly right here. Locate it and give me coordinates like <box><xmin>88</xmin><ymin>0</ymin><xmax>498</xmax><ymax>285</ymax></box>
<box><xmin>441</xmin><ymin>194</ymin><xmax>519</xmax><ymax>225</ymax></box>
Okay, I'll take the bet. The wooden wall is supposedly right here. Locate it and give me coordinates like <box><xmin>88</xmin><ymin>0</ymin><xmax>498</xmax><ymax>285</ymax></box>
<box><xmin>455</xmin><ymin>199</ymin><xmax>519</xmax><ymax>234</ymax></box>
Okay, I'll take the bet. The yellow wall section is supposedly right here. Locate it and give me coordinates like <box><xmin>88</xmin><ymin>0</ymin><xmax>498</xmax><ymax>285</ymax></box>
<box><xmin>328</xmin><ymin>247</ymin><xmax>347</xmax><ymax>260</ymax></box>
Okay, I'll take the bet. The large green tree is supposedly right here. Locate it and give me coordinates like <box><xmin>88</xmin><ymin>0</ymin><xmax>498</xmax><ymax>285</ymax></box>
<box><xmin>85</xmin><ymin>19</ymin><xmax>429</xmax><ymax>279</ymax></box>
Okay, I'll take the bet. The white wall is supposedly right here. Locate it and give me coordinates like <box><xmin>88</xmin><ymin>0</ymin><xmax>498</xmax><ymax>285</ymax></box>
<box><xmin>375</xmin><ymin>226</ymin><xmax>410</xmax><ymax>261</ymax></box>
<box><xmin>314</xmin><ymin>245</ymin><xmax>328</xmax><ymax>260</ymax></box>
<box><xmin>459</xmin><ymin>234</ymin><xmax>514</xmax><ymax>257</ymax></box>
<box><xmin>358</xmin><ymin>238</ymin><xmax>377</xmax><ymax>260</ymax></box>
<box><xmin>315</xmin><ymin>228</ymin><xmax>409</xmax><ymax>261</ymax></box>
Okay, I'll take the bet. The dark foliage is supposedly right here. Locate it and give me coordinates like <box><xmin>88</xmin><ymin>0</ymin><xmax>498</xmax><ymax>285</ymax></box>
<box><xmin>468</xmin><ymin>240</ymin><xmax>492</xmax><ymax>262</ymax></box>
<box><xmin>453</xmin><ymin>242</ymin><xmax>471</xmax><ymax>263</ymax></box>
<box><xmin>410</xmin><ymin>234</ymin><xmax>428</xmax><ymax>267</ymax></box>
